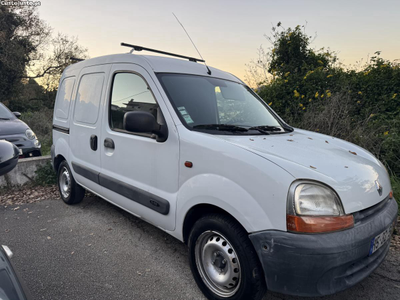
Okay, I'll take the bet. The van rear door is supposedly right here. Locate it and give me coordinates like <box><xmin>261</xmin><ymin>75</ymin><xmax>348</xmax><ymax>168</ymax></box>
<box><xmin>69</xmin><ymin>65</ymin><xmax>111</xmax><ymax>193</ymax></box>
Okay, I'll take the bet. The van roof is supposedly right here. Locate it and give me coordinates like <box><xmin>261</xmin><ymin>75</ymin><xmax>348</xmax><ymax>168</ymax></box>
<box><xmin>64</xmin><ymin>53</ymin><xmax>243</xmax><ymax>83</ymax></box>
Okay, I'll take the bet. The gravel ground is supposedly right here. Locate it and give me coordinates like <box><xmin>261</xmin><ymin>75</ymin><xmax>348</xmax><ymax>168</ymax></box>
<box><xmin>0</xmin><ymin>193</ymin><xmax>399</xmax><ymax>300</ymax></box>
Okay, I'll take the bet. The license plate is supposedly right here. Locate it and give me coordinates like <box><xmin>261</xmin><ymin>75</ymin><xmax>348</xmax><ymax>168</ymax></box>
<box><xmin>18</xmin><ymin>148</ymin><xmax>23</xmax><ymax>155</ymax></box>
<box><xmin>369</xmin><ymin>223</ymin><xmax>394</xmax><ymax>255</ymax></box>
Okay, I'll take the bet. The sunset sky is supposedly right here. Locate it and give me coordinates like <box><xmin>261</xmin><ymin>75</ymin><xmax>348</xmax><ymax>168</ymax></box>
<box><xmin>38</xmin><ymin>0</ymin><xmax>400</xmax><ymax>83</ymax></box>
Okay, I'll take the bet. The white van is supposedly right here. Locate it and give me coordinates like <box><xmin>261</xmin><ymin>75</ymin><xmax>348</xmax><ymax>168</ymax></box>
<box><xmin>52</xmin><ymin>44</ymin><xmax>398</xmax><ymax>300</ymax></box>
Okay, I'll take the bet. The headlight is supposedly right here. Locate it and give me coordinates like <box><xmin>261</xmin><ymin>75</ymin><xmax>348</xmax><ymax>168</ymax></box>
<box><xmin>293</xmin><ymin>183</ymin><xmax>344</xmax><ymax>216</ymax></box>
<box><xmin>25</xmin><ymin>129</ymin><xmax>36</xmax><ymax>140</ymax></box>
<box><xmin>287</xmin><ymin>181</ymin><xmax>353</xmax><ymax>233</ymax></box>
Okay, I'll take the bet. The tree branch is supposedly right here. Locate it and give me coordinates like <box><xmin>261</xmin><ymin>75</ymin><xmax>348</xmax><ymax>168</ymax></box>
<box><xmin>21</xmin><ymin>65</ymin><xmax>63</xmax><ymax>79</ymax></box>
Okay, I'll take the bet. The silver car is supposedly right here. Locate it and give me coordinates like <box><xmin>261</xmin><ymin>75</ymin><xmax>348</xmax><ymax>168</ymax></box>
<box><xmin>0</xmin><ymin>102</ymin><xmax>41</xmax><ymax>158</ymax></box>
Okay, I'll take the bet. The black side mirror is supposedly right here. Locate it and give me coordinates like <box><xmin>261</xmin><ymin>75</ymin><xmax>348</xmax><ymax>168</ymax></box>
<box><xmin>13</xmin><ymin>112</ymin><xmax>21</xmax><ymax>118</ymax></box>
<box><xmin>123</xmin><ymin>111</ymin><xmax>168</xmax><ymax>142</ymax></box>
<box><xmin>0</xmin><ymin>140</ymin><xmax>19</xmax><ymax>176</ymax></box>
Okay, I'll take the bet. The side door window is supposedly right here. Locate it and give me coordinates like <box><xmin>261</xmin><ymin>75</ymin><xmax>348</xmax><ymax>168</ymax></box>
<box><xmin>54</xmin><ymin>77</ymin><xmax>75</xmax><ymax>121</ymax></box>
<box><xmin>110</xmin><ymin>73</ymin><xmax>158</xmax><ymax>133</ymax></box>
<box><xmin>74</xmin><ymin>73</ymin><xmax>105</xmax><ymax>125</ymax></box>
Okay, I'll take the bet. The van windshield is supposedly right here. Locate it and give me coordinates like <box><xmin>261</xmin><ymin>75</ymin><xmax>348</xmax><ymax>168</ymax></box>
<box><xmin>157</xmin><ymin>74</ymin><xmax>285</xmax><ymax>134</ymax></box>
<box><xmin>0</xmin><ymin>103</ymin><xmax>15</xmax><ymax>120</ymax></box>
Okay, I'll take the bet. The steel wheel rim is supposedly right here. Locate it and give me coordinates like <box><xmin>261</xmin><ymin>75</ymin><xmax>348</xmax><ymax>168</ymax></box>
<box><xmin>195</xmin><ymin>231</ymin><xmax>241</xmax><ymax>298</ymax></box>
<box><xmin>59</xmin><ymin>167</ymin><xmax>71</xmax><ymax>199</ymax></box>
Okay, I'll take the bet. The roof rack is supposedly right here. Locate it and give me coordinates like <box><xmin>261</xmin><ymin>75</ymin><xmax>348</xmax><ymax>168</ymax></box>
<box><xmin>121</xmin><ymin>42</ymin><xmax>204</xmax><ymax>63</ymax></box>
<box><xmin>70</xmin><ymin>57</ymin><xmax>84</xmax><ymax>62</ymax></box>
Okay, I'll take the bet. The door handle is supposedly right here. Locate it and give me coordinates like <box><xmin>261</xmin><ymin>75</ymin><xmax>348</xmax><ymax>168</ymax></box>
<box><xmin>104</xmin><ymin>138</ymin><xmax>115</xmax><ymax>149</ymax></box>
<box><xmin>90</xmin><ymin>135</ymin><xmax>98</xmax><ymax>151</ymax></box>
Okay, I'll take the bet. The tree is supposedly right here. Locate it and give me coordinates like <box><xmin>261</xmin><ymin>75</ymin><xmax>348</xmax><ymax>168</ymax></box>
<box><xmin>245</xmin><ymin>23</ymin><xmax>338</xmax><ymax>87</ymax></box>
<box><xmin>0</xmin><ymin>6</ymin><xmax>88</xmax><ymax>110</ymax></box>
<box><xmin>28</xmin><ymin>33</ymin><xmax>88</xmax><ymax>91</ymax></box>
<box><xmin>245</xmin><ymin>45</ymin><xmax>271</xmax><ymax>88</ymax></box>
<box><xmin>0</xmin><ymin>6</ymin><xmax>50</xmax><ymax>104</ymax></box>
<box><xmin>267</xmin><ymin>24</ymin><xmax>336</xmax><ymax>77</ymax></box>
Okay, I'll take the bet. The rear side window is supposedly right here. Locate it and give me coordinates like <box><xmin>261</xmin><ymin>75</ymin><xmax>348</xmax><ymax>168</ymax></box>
<box><xmin>74</xmin><ymin>73</ymin><xmax>104</xmax><ymax>124</ymax></box>
<box><xmin>55</xmin><ymin>77</ymin><xmax>75</xmax><ymax>120</ymax></box>
<box><xmin>110</xmin><ymin>73</ymin><xmax>157</xmax><ymax>131</ymax></box>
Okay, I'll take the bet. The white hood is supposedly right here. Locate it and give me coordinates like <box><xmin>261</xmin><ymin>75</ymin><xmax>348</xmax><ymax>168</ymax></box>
<box><xmin>216</xmin><ymin>129</ymin><xmax>391</xmax><ymax>214</ymax></box>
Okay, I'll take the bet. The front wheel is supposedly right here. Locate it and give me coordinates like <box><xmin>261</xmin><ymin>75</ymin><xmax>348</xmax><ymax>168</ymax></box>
<box><xmin>188</xmin><ymin>214</ymin><xmax>266</xmax><ymax>300</ymax></box>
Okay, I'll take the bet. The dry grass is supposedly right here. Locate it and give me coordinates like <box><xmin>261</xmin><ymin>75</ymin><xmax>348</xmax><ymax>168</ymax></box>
<box><xmin>298</xmin><ymin>93</ymin><xmax>386</xmax><ymax>163</ymax></box>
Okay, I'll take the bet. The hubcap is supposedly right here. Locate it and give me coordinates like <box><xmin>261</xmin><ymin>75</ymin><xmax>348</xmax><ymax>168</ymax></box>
<box><xmin>195</xmin><ymin>231</ymin><xmax>241</xmax><ymax>297</ymax></box>
<box><xmin>59</xmin><ymin>167</ymin><xmax>71</xmax><ymax>199</ymax></box>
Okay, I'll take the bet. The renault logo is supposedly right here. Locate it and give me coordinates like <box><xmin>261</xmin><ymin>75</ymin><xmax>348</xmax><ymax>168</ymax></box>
<box><xmin>375</xmin><ymin>180</ymin><xmax>383</xmax><ymax>196</ymax></box>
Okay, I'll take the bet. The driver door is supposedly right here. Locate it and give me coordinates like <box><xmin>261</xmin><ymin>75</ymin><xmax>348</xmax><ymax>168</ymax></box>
<box><xmin>100</xmin><ymin>63</ymin><xmax>179</xmax><ymax>231</ymax></box>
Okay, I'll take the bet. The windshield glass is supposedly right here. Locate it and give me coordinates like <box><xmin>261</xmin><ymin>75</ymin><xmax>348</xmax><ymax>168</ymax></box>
<box><xmin>157</xmin><ymin>74</ymin><xmax>283</xmax><ymax>133</ymax></box>
<box><xmin>0</xmin><ymin>103</ymin><xmax>15</xmax><ymax>120</ymax></box>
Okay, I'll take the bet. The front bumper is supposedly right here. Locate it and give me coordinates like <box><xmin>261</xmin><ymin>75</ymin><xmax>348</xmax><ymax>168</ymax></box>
<box><xmin>0</xmin><ymin>133</ymin><xmax>41</xmax><ymax>157</ymax></box>
<box><xmin>249</xmin><ymin>197</ymin><xmax>398</xmax><ymax>297</ymax></box>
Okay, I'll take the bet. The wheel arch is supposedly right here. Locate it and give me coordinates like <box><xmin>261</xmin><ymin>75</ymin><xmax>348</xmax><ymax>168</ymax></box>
<box><xmin>53</xmin><ymin>154</ymin><xmax>66</xmax><ymax>172</ymax></box>
<box><xmin>53</xmin><ymin>137</ymin><xmax>70</xmax><ymax>172</ymax></box>
<box><xmin>182</xmin><ymin>204</ymin><xmax>248</xmax><ymax>245</ymax></box>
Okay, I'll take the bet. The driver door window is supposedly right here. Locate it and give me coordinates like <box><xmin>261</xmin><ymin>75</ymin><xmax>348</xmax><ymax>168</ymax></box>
<box><xmin>110</xmin><ymin>73</ymin><xmax>157</xmax><ymax>131</ymax></box>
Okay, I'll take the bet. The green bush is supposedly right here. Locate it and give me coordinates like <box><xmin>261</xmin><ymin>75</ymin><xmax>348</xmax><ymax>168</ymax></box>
<box><xmin>21</xmin><ymin>108</ymin><xmax>53</xmax><ymax>156</ymax></box>
<box><xmin>34</xmin><ymin>162</ymin><xmax>57</xmax><ymax>186</ymax></box>
<box><xmin>391</xmin><ymin>176</ymin><xmax>400</xmax><ymax>207</ymax></box>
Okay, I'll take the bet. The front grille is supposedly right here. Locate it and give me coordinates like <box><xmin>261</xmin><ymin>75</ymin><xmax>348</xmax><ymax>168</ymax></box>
<box><xmin>5</xmin><ymin>138</ymin><xmax>19</xmax><ymax>143</ymax></box>
<box><xmin>353</xmin><ymin>196</ymin><xmax>391</xmax><ymax>224</ymax></box>
<box><xmin>3</xmin><ymin>136</ymin><xmax>25</xmax><ymax>143</ymax></box>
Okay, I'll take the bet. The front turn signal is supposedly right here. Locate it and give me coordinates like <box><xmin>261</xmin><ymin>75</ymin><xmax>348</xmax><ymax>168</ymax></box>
<box><xmin>287</xmin><ymin>215</ymin><xmax>354</xmax><ymax>233</ymax></box>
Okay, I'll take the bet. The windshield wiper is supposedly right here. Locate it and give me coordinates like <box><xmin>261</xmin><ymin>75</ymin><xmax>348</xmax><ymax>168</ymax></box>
<box><xmin>282</xmin><ymin>124</ymin><xmax>294</xmax><ymax>132</ymax></box>
<box><xmin>192</xmin><ymin>124</ymin><xmax>249</xmax><ymax>132</ymax></box>
<box><xmin>248</xmin><ymin>125</ymin><xmax>282</xmax><ymax>133</ymax></box>
<box><xmin>192</xmin><ymin>124</ymin><xmax>287</xmax><ymax>135</ymax></box>
<box><xmin>0</xmin><ymin>118</ymin><xmax>10</xmax><ymax>120</ymax></box>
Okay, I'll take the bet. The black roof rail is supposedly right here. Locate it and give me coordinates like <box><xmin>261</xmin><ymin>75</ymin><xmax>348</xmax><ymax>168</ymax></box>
<box><xmin>121</xmin><ymin>42</ymin><xmax>204</xmax><ymax>63</ymax></box>
<box><xmin>70</xmin><ymin>57</ymin><xmax>84</xmax><ymax>62</ymax></box>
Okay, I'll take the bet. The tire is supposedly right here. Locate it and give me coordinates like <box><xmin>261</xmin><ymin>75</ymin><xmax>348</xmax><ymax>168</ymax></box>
<box><xmin>32</xmin><ymin>150</ymin><xmax>42</xmax><ymax>157</ymax></box>
<box><xmin>57</xmin><ymin>161</ymin><xmax>85</xmax><ymax>205</ymax></box>
<box><xmin>188</xmin><ymin>213</ymin><xmax>267</xmax><ymax>300</ymax></box>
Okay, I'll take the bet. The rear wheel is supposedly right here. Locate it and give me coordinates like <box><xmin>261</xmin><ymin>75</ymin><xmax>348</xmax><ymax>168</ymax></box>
<box><xmin>188</xmin><ymin>213</ymin><xmax>266</xmax><ymax>300</ymax></box>
<box><xmin>57</xmin><ymin>161</ymin><xmax>85</xmax><ymax>205</ymax></box>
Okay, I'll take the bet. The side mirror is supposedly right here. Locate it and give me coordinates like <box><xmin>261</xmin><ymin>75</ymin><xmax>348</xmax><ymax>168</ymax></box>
<box><xmin>0</xmin><ymin>140</ymin><xmax>19</xmax><ymax>176</ymax></box>
<box><xmin>123</xmin><ymin>111</ymin><xmax>168</xmax><ymax>142</ymax></box>
<box><xmin>124</xmin><ymin>111</ymin><xmax>157</xmax><ymax>133</ymax></box>
<box><xmin>13</xmin><ymin>112</ymin><xmax>21</xmax><ymax>118</ymax></box>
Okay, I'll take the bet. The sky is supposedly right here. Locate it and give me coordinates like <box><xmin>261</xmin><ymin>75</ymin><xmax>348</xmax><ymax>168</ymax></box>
<box><xmin>37</xmin><ymin>0</ymin><xmax>400</xmax><ymax>83</ymax></box>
